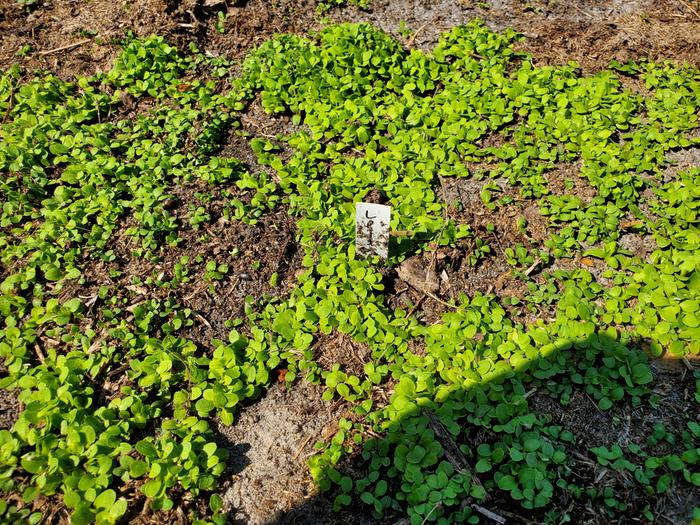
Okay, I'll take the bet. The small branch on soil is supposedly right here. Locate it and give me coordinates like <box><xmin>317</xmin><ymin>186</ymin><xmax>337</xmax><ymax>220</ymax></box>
<box><xmin>92</xmin><ymin>359</ymin><xmax>111</xmax><ymax>384</ymax></box>
<box><xmin>437</xmin><ymin>175</ymin><xmax>452</xmax><ymax>223</ymax></box>
<box><xmin>187</xmin><ymin>9</ymin><xmax>199</xmax><ymax>22</ymax></box>
<box><xmin>494</xmin><ymin>507</ymin><xmax>538</xmax><ymax>524</ymax></box>
<box><xmin>594</xmin><ymin>468</ymin><xmax>608</xmax><ymax>484</ymax></box>
<box><xmin>572</xmin><ymin>450</ymin><xmax>595</xmax><ymax>466</ymax></box>
<box><xmin>140</xmin><ymin>497</ymin><xmax>151</xmax><ymax>517</ymax></box>
<box><xmin>426</xmin><ymin>291</ymin><xmax>458</xmax><ymax>310</ymax></box>
<box><xmin>572</xmin><ymin>4</ymin><xmax>594</xmax><ymax>18</ymax></box>
<box><xmin>293</xmin><ymin>435</ymin><xmax>313</xmax><ymax>461</ymax></box>
<box><xmin>38</xmin><ymin>38</ymin><xmax>93</xmax><ymax>56</ymax></box>
<box><xmin>425</xmin><ymin>409</ymin><xmax>473</xmax><ymax>474</ymax></box>
<box><xmin>585</xmin><ymin>392</ymin><xmax>605</xmax><ymax>416</ymax></box>
<box><xmin>523</xmin><ymin>258</ymin><xmax>541</xmax><ymax>276</ymax></box>
<box><xmin>107</xmin><ymin>363</ymin><xmax>131</xmax><ymax>378</ymax></box>
<box><xmin>194</xmin><ymin>312</ymin><xmax>212</xmax><ymax>329</ymax></box>
<box><xmin>78</xmin><ymin>292</ymin><xmax>99</xmax><ymax>308</ymax></box>
<box><xmin>406</xmin><ymin>22</ymin><xmax>429</xmax><ymax>49</ymax></box>
<box><xmin>489</xmin><ymin>227</ymin><xmax>506</xmax><ymax>257</ymax></box>
<box><xmin>425</xmin><ymin>409</ymin><xmax>507</xmax><ymax>523</ymax></box>
<box><xmin>184</xmin><ymin>283</ymin><xmax>210</xmax><ymax>302</ymax></box>
<box><xmin>175</xmin><ymin>506</ymin><xmax>187</xmax><ymax>525</ymax></box>
<box><xmin>126</xmin><ymin>300</ymin><xmax>145</xmax><ymax>313</ymax></box>
<box><xmin>407</xmin><ymin>293</ymin><xmax>427</xmax><ymax>317</ymax></box>
<box><xmin>682</xmin><ymin>356</ymin><xmax>695</xmax><ymax>371</ymax></box>
<box><xmin>88</xmin><ymin>338</ymin><xmax>102</xmax><ymax>354</ymax></box>
<box><xmin>34</xmin><ymin>343</ymin><xmax>45</xmax><ymax>363</ymax></box>
<box><xmin>679</xmin><ymin>0</ymin><xmax>700</xmax><ymax>20</ymax></box>
<box><xmin>472</xmin><ymin>505</ymin><xmax>506</xmax><ymax>524</ymax></box>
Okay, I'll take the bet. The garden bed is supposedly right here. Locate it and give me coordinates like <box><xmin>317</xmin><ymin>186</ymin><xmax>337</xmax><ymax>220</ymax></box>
<box><xmin>0</xmin><ymin>1</ymin><xmax>699</xmax><ymax>524</ymax></box>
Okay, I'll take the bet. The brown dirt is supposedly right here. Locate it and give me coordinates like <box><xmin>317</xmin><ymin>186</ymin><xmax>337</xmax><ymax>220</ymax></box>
<box><xmin>386</xmin><ymin>173</ymin><xmax>551</xmax><ymax>325</ymax></box>
<box><xmin>71</xmin><ymin>93</ymin><xmax>310</xmax><ymax>351</ymax></box>
<box><xmin>226</xmin><ymin>96</ymin><xmax>309</xmax><ymax>169</ymax></box>
<box><xmin>332</xmin><ymin>0</ymin><xmax>700</xmax><ymax>72</ymax></box>
<box><xmin>664</xmin><ymin>146</ymin><xmax>700</xmax><ymax>181</ymax></box>
<box><xmin>0</xmin><ymin>0</ymin><xmax>321</xmax><ymax>76</ymax></box>
<box><xmin>79</xmin><ymin>192</ymin><xmax>302</xmax><ymax>348</ymax></box>
<box><xmin>3</xmin><ymin>0</ymin><xmax>699</xmax><ymax>78</ymax></box>
<box><xmin>528</xmin><ymin>365</ymin><xmax>699</xmax><ymax>524</ymax></box>
<box><xmin>544</xmin><ymin>161</ymin><xmax>597</xmax><ymax>204</ymax></box>
<box><xmin>315</xmin><ymin>330</ymin><xmax>372</xmax><ymax>378</ymax></box>
<box><xmin>0</xmin><ymin>0</ymin><xmax>177</xmax><ymax>78</ymax></box>
<box><xmin>0</xmin><ymin>387</ymin><xmax>19</xmax><ymax>430</ymax></box>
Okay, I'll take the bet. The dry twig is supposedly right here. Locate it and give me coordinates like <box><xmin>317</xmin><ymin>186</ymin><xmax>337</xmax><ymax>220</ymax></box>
<box><xmin>426</xmin><ymin>291</ymin><xmax>458</xmax><ymax>310</ymax></box>
<box><xmin>38</xmin><ymin>38</ymin><xmax>93</xmax><ymax>56</ymax></box>
<box><xmin>34</xmin><ymin>343</ymin><xmax>45</xmax><ymax>363</ymax></box>
<box><xmin>572</xmin><ymin>4</ymin><xmax>594</xmax><ymax>18</ymax></box>
<box><xmin>679</xmin><ymin>0</ymin><xmax>700</xmax><ymax>20</ymax></box>
<box><xmin>425</xmin><ymin>410</ymin><xmax>506</xmax><ymax>524</ymax></box>
<box><xmin>524</xmin><ymin>258</ymin><xmax>541</xmax><ymax>276</ymax></box>
<box><xmin>107</xmin><ymin>363</ymin><xmax>131</xmax><ymax>378</ymax></box>
<box><xmin>407</xmin><ymin>293</ymin><xmax>428</xmax><ymax>317</ymax></box>
<box><xmin>195</xmin><ymin>312</ymin><xmax>212</xmax><ymax>329</ymax></box>
<box><xmin>406</xmin><ymin>22</ymin><xmax>429</xmax><ymax>48</ymax></box>
<box><xmin>293</xmin><ymin>434</ymin><xmax>313</xmax><ymax>461</ymax></box>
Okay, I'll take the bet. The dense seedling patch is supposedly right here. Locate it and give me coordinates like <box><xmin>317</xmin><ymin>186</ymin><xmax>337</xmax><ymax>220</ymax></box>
<box><xmin>0</xmin><ymin>37</ymin><xmax>278</xmax><ymax>524</ymax></box>
<box><xmin>1</xmin><ymin>21</ymin><xmax>699</xmax><ymax>524</ymax></box>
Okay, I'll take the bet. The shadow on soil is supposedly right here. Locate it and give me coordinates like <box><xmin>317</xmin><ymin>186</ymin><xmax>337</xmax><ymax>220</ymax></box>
<box><xmin>221</xmin><ymin>330</ymin><xmax>698</xmax><ymax>525</ymax></box>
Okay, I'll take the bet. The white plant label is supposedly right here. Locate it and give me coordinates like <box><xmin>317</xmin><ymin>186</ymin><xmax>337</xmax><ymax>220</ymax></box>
<box><xmin>356</xmin><ymin>202</ymin><xmax>391</xmax><ymax>259</ymax></box>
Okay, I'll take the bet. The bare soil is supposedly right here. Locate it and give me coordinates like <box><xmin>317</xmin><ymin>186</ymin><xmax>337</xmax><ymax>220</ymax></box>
<box><xmin>0</xmin><ymin>387</ymin><xmax>19</xmax><ymax>430</ymax></box>
<box><xmin>1</xmin><ymin>0</ymin><xmax>699</xmax><ymax>524</ymax></box>
<box><xmin>215</xmin><ymin>381</ymin><xmax>356</xmax><ymax>525</ymax></box>
<box><xmin>2</xmin><ymin>0</ymin><xmax>700</xmax><ymax>75</ymax></box>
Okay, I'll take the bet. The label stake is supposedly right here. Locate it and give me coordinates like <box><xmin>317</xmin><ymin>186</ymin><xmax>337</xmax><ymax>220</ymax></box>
<box><xmin>355</xmin><ymin>202</ymin><xmax>391</xmax><ymax>259</ymax></box>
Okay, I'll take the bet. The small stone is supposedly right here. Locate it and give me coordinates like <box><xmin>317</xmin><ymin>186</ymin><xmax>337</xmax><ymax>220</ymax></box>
<box><xmin>397</xmin><ymin>255</ymin><xmax>440</xmax><ymax>294</ymax></box>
